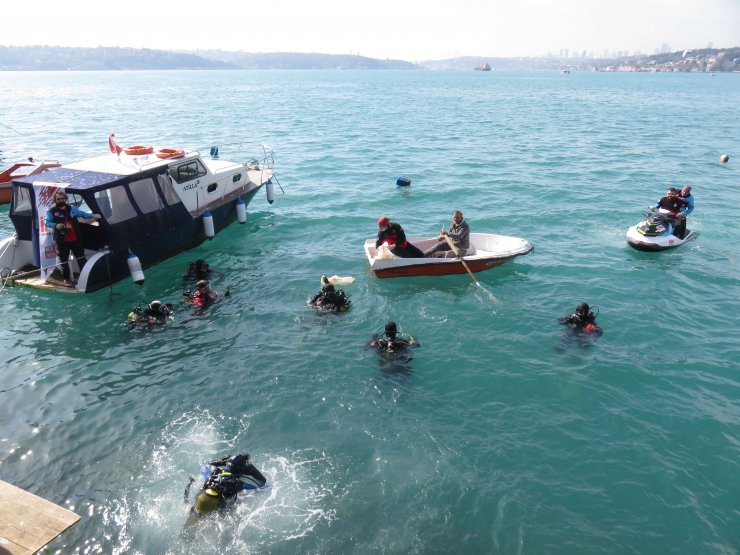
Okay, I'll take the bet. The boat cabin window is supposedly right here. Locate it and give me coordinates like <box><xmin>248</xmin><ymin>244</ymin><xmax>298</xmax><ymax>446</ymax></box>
<box><xmin>129</xmin><ymin>178</ymin><xmax>164</xmax><ymax>214</ymax></box>
<box><xmin>67</xmin><ymin>192</ymin><xmax>93</xmax><ymax>214</ymax></box>
<box><xmin>207</xmin><ymin>183</ymin><xmax>218</xmax><ymax>193</ymax></box>
<box><xmin>11</xmin><ymin>186</ymin><xmax>33</xmax><ymax>216</ymax></box>
<box><xmin>232</xmin><ymin>173</ymin><xmax>242</xmax><ymax>183</ymax></box>
<box><xmin>95</xmin><ymin>186</ymin><xmax>137</xmax><ymax>223</ymax></box>
<box><xmin>169</xmin><ymin>160</ymin><xmax>207</xmax><ymax>184</ymax></box>
<box><xmin>157</xmin><ymin>174</ymin><xmax>182</xmax><ymax>206</ymax></box>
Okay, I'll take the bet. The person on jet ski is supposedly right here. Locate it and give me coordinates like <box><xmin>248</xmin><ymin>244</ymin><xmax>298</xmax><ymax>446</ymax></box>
<box><xmin>560</xmin><ymin>303</ymin><xmax>600</xmax><ymax>333</ymax></box>
<box><xmin>185</xmin><ymin>453</ymin><xmax>267</xmax><ymax>522</ymax></box>
<box><xmin>674</xmin><ymin>185</ymin><xmax>695</xmax><ymax>239</ymax></box>
<box><xmin>649</xmin><ymin>188</ymin><xmax>688</xmax><ymax>238</ymax></box>
<box><xmin>128</xmin><ymin>300</ymin><xmax>173</xmax><ymax>326</ymax></box>
<box><xmin>368</xmin><ymin>321</ymin><xmax>419</xmax><ymax>354</ymax></box>
<box><xmin>650</xmin><ymin>187</ymin><xmax>687</xmax><ymax>216</ymax></box>
<box><xmin>309</xmin><ymin>282</ymin><xmax>351</xmax><ymax>312</ymax></box>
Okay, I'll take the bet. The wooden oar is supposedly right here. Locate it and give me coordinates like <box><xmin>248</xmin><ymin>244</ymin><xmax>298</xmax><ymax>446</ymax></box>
<box><xmin>444</xmin><ymin>235</ymin><xmax>479</xmax><ymax>286</ymax></box>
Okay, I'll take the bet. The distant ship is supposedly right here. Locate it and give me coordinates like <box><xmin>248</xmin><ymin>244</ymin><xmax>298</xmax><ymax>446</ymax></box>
<box><xmin>474</xmin><ymin>63</ymin><xmax>491</xmax><ymax>71</ymax></box>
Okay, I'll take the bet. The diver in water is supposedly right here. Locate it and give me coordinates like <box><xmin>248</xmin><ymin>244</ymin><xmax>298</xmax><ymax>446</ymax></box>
<box><xmin>183</xmin><ymin>259</ymin><xmax>211</xmax><ymax>282</ymax></box>
<box><xmin>368</xmin><ymin>321</ymin><xmax>419</xmax><ymax>354</ymax></box>
<box><xmin>184</xmin><ymin>279</ymin><xmax>229</xmax><ymax>308</ymax></box>
<box><xmin>184</xmin><ymin>453</ymin><xmax>267</xmax><ymax>526</ymax></box>
<box><xmin>560</xmin><ymin>303</ymin><xmax>600</xmax><ymax>333</ymax></box>
<box><xmin>128</xmin><ymin>300</ymin><xmax>173</xmax><ymax>326</ymax></box>
<box><xmin>308</xmin><ymin>282</ymin><xmax>351</xmax><ymax>312</ymax></box>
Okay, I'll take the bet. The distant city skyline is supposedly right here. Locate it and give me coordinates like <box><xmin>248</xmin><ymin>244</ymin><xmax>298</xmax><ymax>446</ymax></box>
<box><xmin>2</xmin><ymin>0</ymin><xmax>738</xmax><ymax>62</ymax></box>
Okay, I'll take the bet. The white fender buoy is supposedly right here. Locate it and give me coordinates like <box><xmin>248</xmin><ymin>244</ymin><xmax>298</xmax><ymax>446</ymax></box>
<box><xmin>127</xmin><ymin>250</ymin><xmax>145</xmax><ymax>285</ymax></box>
<box><xmin>720</xmin><ymin>154</ymin><xmax>729</xmax><ymax>164</ymax></box>
<box><xmin>203</xmin><ymin>210</ymin><xmax>215</xmax><ymax>239</ymax></box>
<box><xmin>266</xmin><ymin>179</ymin><xmax>275</xmax><ymax>204</ymax></box>
<box><xmin>236</xmin><ymin>197</ymin><xmax>247</xmax><ymax>224</ymax></box>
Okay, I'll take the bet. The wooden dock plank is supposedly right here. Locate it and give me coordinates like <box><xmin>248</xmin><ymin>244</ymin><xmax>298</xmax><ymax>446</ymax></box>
<box><xmin>0</xmin><ymin>481</ymin><xmax>80</xmax><ymax>554</ymax></box>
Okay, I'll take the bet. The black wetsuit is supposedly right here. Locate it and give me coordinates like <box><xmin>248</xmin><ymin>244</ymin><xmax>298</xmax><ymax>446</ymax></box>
<box><xmin>192</xmin><ymin>455</ymin><xmax>266</xmax><ymax>515</ymax></box>
<box><xmin>560</xmin><ymin>311</ymin><xmax>598</xmax><ymax>331</ymax></box>
<box><xmin>309</xmin><ymin>288</ymin><xmax>350</xmax><ymax>311</ymax></box>
<box><xmin>369</xmin><ymin>332</ymin><xmax>417</xmax><ymax>353</ymax></box>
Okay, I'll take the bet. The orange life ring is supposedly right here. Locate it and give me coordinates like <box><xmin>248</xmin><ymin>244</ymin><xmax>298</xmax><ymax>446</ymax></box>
<box><xmin>123</xmin><ymin>145</ymin><xmax>154</xmax><ymax>155</ymax></box>
<box><xmin>155</xmin><ymin>148</ymin><xmax>185</xmax><ymax>159</ymax></box>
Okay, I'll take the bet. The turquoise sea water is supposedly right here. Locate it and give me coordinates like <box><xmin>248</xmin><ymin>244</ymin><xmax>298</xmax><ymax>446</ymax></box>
<box><xmin>1</xmin><ymin>70</ymin><xmax>739</xmax><ymax>554</ymax></box>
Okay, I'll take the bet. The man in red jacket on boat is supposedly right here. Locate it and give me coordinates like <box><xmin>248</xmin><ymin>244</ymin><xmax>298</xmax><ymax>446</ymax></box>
<box><xmin>375</xmin><ymin>216</ymin><xmax>424</xmax><ymax>258</ymax></box>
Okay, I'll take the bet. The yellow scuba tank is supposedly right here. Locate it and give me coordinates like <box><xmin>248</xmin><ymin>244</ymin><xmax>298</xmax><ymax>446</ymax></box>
<box><xmin>193</xmin><ymin>488</ymin><xmax>220</xmax><ymax>514</ymax></box>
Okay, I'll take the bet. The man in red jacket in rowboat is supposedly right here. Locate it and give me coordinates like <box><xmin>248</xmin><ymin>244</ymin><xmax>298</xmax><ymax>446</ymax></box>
<box><xmin>375</xmin><ymin>216</ymin><xmax>424</xmax><ymax>258</ymax></box>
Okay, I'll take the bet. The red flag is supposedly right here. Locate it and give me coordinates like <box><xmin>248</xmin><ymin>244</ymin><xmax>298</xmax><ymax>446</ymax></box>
<box><xmin>108</xmin><ymin>133</ymin><xmax>123</xmax><ymax>155</ymax></box>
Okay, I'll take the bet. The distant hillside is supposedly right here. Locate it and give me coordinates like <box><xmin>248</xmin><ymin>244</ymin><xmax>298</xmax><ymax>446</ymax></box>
<box><xmin>1</xmin><ymin>45</ymin><xmax>736</xmax><ymax>72</ymax></box>
<box><xmin>0</xmin><ymin>46</ymin><xmax>235</xmax><ymax>70</ymax></box>
<box><xmin>0</xmin><ymin>46</ymin><xmax>419</xmax><ymax>71</ymax></box>
<box><xmin>420</xmin><ymin>47</ymin><xmax>740</xmax><ymax>72</ymax></box>
<box><xmin>192</xmin><ymin>50</ymin><xmax>419</xmax><ymax>70</ymax></box>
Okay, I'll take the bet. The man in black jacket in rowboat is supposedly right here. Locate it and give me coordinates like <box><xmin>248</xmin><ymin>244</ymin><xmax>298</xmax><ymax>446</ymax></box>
<box><xmin>424</xmin><ymin>210</ymin><xmax>474</xmax><ymax>258</ymax></box>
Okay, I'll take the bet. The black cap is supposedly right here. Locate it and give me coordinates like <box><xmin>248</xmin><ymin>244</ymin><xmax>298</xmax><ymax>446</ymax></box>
<box><xmin>576</xmin><ymin>303</ymin><xmax>589</xmax><ymax>313</ymax></box>
<box><xmin>385</xmin><ymin>321</ymin><xmax>397</xmax><ymax>334</ymax></box>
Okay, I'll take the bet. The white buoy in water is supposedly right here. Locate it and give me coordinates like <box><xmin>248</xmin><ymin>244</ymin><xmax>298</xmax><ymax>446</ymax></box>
<box><xmin>203</xmin><ymin>210</ymin><xmax>215</xmax><ymax>239</ymax></box>
<box><xmin>266</xmin><ymin>179</ymin><xmax>275</xmax><ymax>204</ymax></box>
<box><xmin>329</xmin><ymin>275</ymin><xmax>355</xmax><ymax>285</ymax></box>
<box><xmin>321</xmin><ymin>275</ymin><xmax>355</xmax><ymax>286</ymax></box>
<box><xmin>127</xmin><ymin>250</ymin><xmax>145</xmax><ymax>285</ymax></box>
<box><xmin>720</xmin><ymin>154</ymin><xmax>729</xmax><ymax>164</ymax></box>
<box><xmin>236</xmin><ymin>197</ymin><xmax>247</xmax><ymax>224</ymax></box>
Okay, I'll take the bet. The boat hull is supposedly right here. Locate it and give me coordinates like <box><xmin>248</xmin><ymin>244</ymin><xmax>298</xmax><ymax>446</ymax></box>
<box><xmin>625</xmin><ymin>225</ymin><xmax>698</xmax><ymax>252</ymax></box>
<box><xmin>0</xmin><ymin>161</ymin><xmax>61</xmax><ymax>205</ymax></box>
<box><xmin>371</xmin><ymin>255</ymin><xmax>521</xmax><ymax>278</ymax></box>
<box><xmin>365</xmin><ymin>233</ymin><xmax>533</xmax><ymax>279</ymax></box>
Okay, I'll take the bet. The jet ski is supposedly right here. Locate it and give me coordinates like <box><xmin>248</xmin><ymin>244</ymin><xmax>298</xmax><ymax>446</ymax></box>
<box><xmin>626</xmin><ymin>208</ymin><xmax>698</xmax><ymax>251</ymax></box>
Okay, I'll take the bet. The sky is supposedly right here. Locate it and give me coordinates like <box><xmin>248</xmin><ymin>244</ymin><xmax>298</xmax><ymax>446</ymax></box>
<box><xmin>2</xmin><ymin>0</ymin><xmax>739</xmax><ymax>61</ymax></box>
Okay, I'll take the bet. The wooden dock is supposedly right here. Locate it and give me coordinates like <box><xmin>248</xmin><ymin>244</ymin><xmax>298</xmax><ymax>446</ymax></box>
<box><xmin>0</xmin><ymin>480</ymin><xmax>80</xmax><ymax>554</ymax></box>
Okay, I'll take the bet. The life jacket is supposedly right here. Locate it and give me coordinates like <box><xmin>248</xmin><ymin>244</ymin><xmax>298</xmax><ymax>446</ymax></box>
<box><xmin>48</xmin><ymin>204</ymin><xmax>79</xmax><ymax>243</ymax></box>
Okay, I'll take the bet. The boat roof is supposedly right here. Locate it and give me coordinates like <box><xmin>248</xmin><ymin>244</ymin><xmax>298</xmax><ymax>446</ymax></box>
<box><xmin>13</xmin><ymin>150</ymin><xmax>199</xmax><ymax>191</ymax></box>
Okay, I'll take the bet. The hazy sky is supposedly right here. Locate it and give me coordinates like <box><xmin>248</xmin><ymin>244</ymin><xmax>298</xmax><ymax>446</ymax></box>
<box><xmin>3</xmin><ymin>0</ymin><xmax>739</xmax><ymax>60</ymax></box>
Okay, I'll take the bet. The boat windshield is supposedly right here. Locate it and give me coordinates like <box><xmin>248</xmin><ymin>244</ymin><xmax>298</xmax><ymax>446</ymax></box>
<box><xmin>169</xmin><ymin>160</ymin><xmax>207</xmax><ymax>184</ymax></box>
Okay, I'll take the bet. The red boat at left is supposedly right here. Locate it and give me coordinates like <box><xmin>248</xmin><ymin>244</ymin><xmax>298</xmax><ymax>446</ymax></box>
<box><xmin>0</xmin><ymin>159</ymin><xmax>61</xmax><ymax>205</ymax></box>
